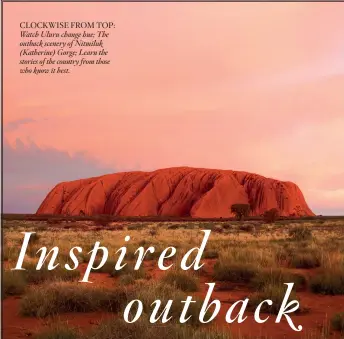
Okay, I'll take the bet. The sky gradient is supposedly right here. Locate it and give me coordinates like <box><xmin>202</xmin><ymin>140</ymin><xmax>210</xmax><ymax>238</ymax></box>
<box><xmin>3</xmin><ymin>2</ymin><xmax>344</xmax><ymax>215</ymax></box>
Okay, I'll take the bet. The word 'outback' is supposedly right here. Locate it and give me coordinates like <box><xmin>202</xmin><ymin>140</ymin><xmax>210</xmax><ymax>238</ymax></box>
<box><xmin>11</xmin><ymin>230</ymin><xmax>302</xmax><ymax>331</ymax></box>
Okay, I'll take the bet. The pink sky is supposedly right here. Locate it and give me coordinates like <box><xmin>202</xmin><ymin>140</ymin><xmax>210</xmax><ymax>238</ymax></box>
<box><xmin>3</xmin><ymin>2</ymin><xmax>344</xmax><ymax>214</ymax></box>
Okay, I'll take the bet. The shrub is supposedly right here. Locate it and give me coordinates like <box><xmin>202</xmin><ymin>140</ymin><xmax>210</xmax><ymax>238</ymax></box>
<box><xmin>86</xmin><ymin>316</ymin><xmax>229</xmax><ymax>339</ymax></box>
<box><xmin>22</xmin><ymin>262</ymin><xmax>80</xmax><ymax>284</ymax></box>
<box><xmin>263</xmin><ymin>208</ymin><xmax>279</xmax><ymax>223</ymax></box>
<box><xmin>203</xmin><ymin>250</ymin><xmax>219</xmax><ymax>259</ymax></box>
<box><xmin>249</xmin><ymin>284</ymin><xmax>300</xmax><ymax>315</ymax></box>
<box><xmin>199</xmin><ymin>223</ymin><xmax>215</xmax><ymax>231</ymax></box>
<box><xmin>231</xmin><ymin>204</ymin><xmax>250</xmax><ymax>221</ymax></box>
<box><xmin>167</xmin><ymin>223</ymin><xmax>185</xmax><ymax>230</ymax></box>
<box><xmin>149</xmin><ymin>227</ymin><xmax>158</xmax><ymax>237</ymax></box>
<box><xmin>29</xmin><ymin>233</ymin><xmax>40</xmax><ymax>243</ymax></box>
<box><xmin>251</xmin><ymin>269</ymin><xmax>306</xmax><ymax>291</ymax></box>
<box><xmin>222</xmin><ymin>223</ymin><xmax>232</xmax><ymax>230</ymax></box>
<box><xmin>127</xmin><ymin>223</ymin><xmax>145</xmax><ymax>231</ymax></box>
<box><xmin>288</xmin><ymin>226</ymin><xmax>312</xmax><ymax>241</ymax></box>
<box><xmin>310</xmin><ymin>269</ymin><xmax>344</xmax><ymax>295</ymax></box>
<box><xmin>46</xmin><ymin>219</ymin><xmax>62</xmax><ymax>225</ymax></box>
<box><xmin>34</xmin><ymin>324</ymin><xmax>80</xmax><ymax>339</ymax></box>
<box><xmin>331</xmin><ymin>312</ymin><xmax>344</xmax><ymax>332</ymax></box>
<box><xmin>26</xmin><ymin>244</ymin><xmax>43</xmax><ymax>258</ymax></box>
<box><xmin>3</xmin><ymin>271</ymin><xmax>27</xmax><ymax>298</ymax></box>
<box><xmin>216</xmin><ymin>247</ymin><xmax>276</xmax><ymax>268</ymax></box>
<box><xmin>213</xmin><ymin>225</ymin><xmax>224</xmax><ymax>234</ymax></box>
<box><xmin>214</xmin><ymin>262</ymin><xmax>257</xmax><ymax>283</ymax></box>
<box><xmin>239</xmin><ymin>224</ymin><xmax>255</xmax><ymax>232</ymax></box>
<box><xmin>111</xmin><ymin>263</ymin><xmax>147</xmax><ymax>280</ymax></box>
<box><xmin>2</xmin><ymin>245</ymin><xmax>20</xmax><ymax>262</ymax></box>
<box><xmin>132</xmin><ymin>282</ymin><xmax>204</xmax><ymax>327</ymax></box>
<box><xmin>86</xmin><ymin>317</ymin><xmax>152</xmax><ymax>339</ymax></box>
<box><xmin>90</xmin><ymin>260</ymin><xmax>117</xmax><ymax>274</ymax></box>
<box><xmin>93</xmin><ymin>215</ymin><xmax>113</xmax><ymax>227</ymax></box>
<box><xmin>288</xmin><ymin>250</ymin><xmax>321</xmax><ymax>269</ymax></box>
<box><xmin>119</xmin><ymin>274</ymin><xmax>135</xmax><ymax>286</ymax></box>
<box><xmin>143</xmin><ymin>246</ymin><xmax>165</xmax><ymax>261</ymax></box>
<box><xmin>97</xmin><ymin>220</ymin><xmax>110</xmax><ymax>227</ymax></box>
<box><xmin>20</xmin><ymin>282</ymin><xmax>129</xmax><ymax>317</ymax></box>
<box><xmin>161</xmin><ymin>270</ymin><xmax>199</xmax><ymax>292</ymax></box>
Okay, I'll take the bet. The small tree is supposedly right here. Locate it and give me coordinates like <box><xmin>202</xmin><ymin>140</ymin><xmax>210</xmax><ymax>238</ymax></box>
<box><xmin>231</xmin><ymin>204</ymin><xmax>250</xmax><ymax>221</ymax></box>
<box><xmin>263</xmin><ymin>208</ymin><xmax>279</xmax><ymax>223</ymax></box>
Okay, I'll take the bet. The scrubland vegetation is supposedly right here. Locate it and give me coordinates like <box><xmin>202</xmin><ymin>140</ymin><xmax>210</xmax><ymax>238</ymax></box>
<box><xmin>2</xmin><ymin>217</ymin><xmax>344</xmax><ymax>339</ymax></box>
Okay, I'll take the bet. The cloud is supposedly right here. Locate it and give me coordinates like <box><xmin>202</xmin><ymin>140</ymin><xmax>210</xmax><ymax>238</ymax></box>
<box><xmin>3</xmin><ymin>139</ymin><xmax>116</xmax><ymax>213</ymax></box>
<box><xmin>4</xmin><ymin>118</ymin><xmax>36</xmax><ymax>132</ymax></box>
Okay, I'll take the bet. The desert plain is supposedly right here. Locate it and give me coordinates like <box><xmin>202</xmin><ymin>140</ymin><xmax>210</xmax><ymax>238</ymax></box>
<box><xmin>2</xmin><ymin>216</ymin><xmax>344</xmax><ymax>339</ymax></box>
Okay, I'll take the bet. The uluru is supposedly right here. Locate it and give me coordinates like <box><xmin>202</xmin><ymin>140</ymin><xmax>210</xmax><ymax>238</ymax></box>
<box><xmin>36</xmin><ymin>167</ymin><xmax>314</xmax><ymax>217</ymax></box>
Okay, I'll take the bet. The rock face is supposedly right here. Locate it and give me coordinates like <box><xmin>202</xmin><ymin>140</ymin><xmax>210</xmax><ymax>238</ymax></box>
<box><xmin>36</xmin><ymin>167</ymin><xmax>314</xmax><ymax>217</ymax></box>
